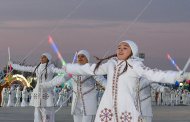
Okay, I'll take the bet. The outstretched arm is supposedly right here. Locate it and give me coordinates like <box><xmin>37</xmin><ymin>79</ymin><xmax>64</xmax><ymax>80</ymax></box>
<box><xmin>10</xmin><ymin>62</ymin><xmax>35</xmax><ymax>73</ymax></box>
<box><xmin>40</xmin><ymin>74</ymin><xmax>72</xmax><ymax>89</ymax></box>
<box><xmin>65</xmin><ymin>62</ymin><xmax>109</xmax><ymax>76</ymax></box>
<box><xmin>51</xmin><ymin>65</ymin><xmax>66</xmax><ymax>74</ymax></box>
<box><xmin>133</xmin><ymin>61</ymin><xmax>181</xmax><ymax>84</ymax></box>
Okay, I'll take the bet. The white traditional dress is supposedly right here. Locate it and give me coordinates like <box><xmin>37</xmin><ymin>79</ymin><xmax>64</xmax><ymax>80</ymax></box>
<box><xmin>65</xmin><ymin>57</ymin><xmax>179</xmax><ymax>122</ymax></box>
<box><xmin>11</xmin><ymin>63</ymin><xmax>58</xmax><ymax>122</ymax></box>
<box><xmin>41</xmin><ymin>69</ymin><xmax>106</xmax><ymax>122</ymax></box>
<box><xmin>21</xmin><ymin>87</ymin><xmax>29</xmax><ymax>107</ymax></box>
<box><xmin>15</xmin><ymin>87</ymin><xmax>21</xmax><ymax>107</ymax></box>
<box><xmin>138</xmin><ymin>78</ymin><xmax>169</xmax><ymax>122</ymax></box>
<box><xmin>1</xmin><ymin>88</ymin><xmax>8</xmax><ymax>107</ymax></box>
<box><xmin>7</xmin><ymin>86</ymin><xmax>15</xmax><ymax>107</ymax></box>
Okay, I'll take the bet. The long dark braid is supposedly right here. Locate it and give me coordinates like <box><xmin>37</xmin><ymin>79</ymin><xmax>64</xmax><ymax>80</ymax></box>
<box><xmin>119</xmin><ymin>53</ymin><xmax>133</xmax><ymax>75</ymax></box>
<box><xmin>94</xmin><ymin>53</ymin><xmax>133</xmax><ymax>75</ymax></box>
<box><xmin>32</xmin><ymin>60</ymin><xmax>49</xmax><ymax>80</ymax></box>
<box><xmin>31</xmin><ymin>63</ymin><xmax>41</xmax><ymax>88</ymax></box>
<box><xmin>94</xmin><ymin>54</ymin><xmax>117</xmax><ymax>74</ymax></box>
<box><xmin>44</xmin><ymin>60</ymin><xmax>49</xmax><ymax>80</ymax></box>
<box><xmin>32</xmin><ymin>63</ymin><xmax>41</xmax><ymax>77</ymax></box>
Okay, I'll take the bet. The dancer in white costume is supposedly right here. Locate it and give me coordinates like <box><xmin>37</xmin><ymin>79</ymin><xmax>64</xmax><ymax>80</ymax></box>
<box><xmin>62</xmin><ymin>40</ymin><xmax>188</xmax><ymax>122</ymax></box>
<box><xmin>1</xmin><ymin>87</ymin><xmax>8</xmax><ymax>107</ymax></box>
<box><xmin>41</xmin><ymin>50</ymin><xmax>107</xmax><ymax>122</ymax></box>
<box><xmin>9</xmin><ymin>53</ymin><xmax>61</xmax><ymax>122</ymax></box>
<box><xmin>138</xmin><ymin>77</ymin><xmax>170</xmax><ymax>122</ymax></box>
<box><xmin>15</xmin><ymin>86</ymin><xmax>21</xmax><ymax>106</ymax></box>
<box><xmin>7</xmin><ymin>86</ymin><xmax>15</xmax><ymax>107</ymax></box>
<box><xmin>170</xmin><ymin>89</ymin><xmax>176</xmax><ymax>106</ymax></box>
<box><xmin>21</xmin><ymin>86</ymin><xmax>29</xmax><ymax>107</ymax></box>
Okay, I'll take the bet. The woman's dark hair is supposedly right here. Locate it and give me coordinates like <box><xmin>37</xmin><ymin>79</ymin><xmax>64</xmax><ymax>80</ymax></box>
<box><xmin>33</xmin><ymin>63</ymin><xmax>41</xmax><ymax>77</ymax></box>
<box><xmin>94</xmin><ymin>53</ymin><xmax>132</xmax><ymax>75</ymax></box>
<box><xmin>94</xmin><ymin>54</ymin><xmax>116</xmax><ymax>74</ymax></box>
<box><xmin>32</xmin><ymin>60</ymin><xmax>49</xmax><ymax>80</ymax></box>
<box><xmin>44</xmin><ymin>61</ymin><xmax>48</xmax><ymax>79</ymax></box>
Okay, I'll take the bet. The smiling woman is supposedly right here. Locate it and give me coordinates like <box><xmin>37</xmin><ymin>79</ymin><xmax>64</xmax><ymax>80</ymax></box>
<box><xmin>0</xmin><ymin>1</ymin><xmax>190</xmax><ymax>122</ymax></box>
<box><xmin>62</xmin><ymin>39</ymin><xmax>190</xmax><ymax>122</ymax></box>
<box><xmin>9</xmin><ymin>52</ymin><xmax>57</xmax><ymax>122</ymax></box>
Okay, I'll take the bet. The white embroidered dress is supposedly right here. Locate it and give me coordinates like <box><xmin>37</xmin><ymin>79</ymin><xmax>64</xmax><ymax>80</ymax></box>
<box><xmin>71</xmin><ymin>75</ymin><xmax>106</xmax><ymax>115</ymax></box>
<box><xmin>41</xmin><ymin>71</ymin><xmax>106</xmax><ymax>116</ymax></box>
<box><xmin>65</xmin><ymin>57</ymin><xmax>179</xmax><ymax>122</ymax></box>
<box><xmin>11</xmin><ymin>63</ymin><xmax>56</xmax><ymax>107</ymax></box>
<box><xmin>138</xmin><ymin>78</ymin><xmax>167</xmax><ymax>119</ymax></box>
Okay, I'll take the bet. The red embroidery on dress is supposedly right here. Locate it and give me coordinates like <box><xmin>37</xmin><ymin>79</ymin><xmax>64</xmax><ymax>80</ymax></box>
<box><xmin>42</xmin><ymin>93</ymin><xmax>49</xmax><ymax>100</ymax></box>
<box><xmin>99</xmin><ymin>108</ymin><xmax>113</xmax><ymax>122</ymax></box>
<box><xmin>120</xmin><ymin>111</ymin><xmax>132</xmax><ymax>122</ymax></box>
<box><xmin>33</xmin><ymin>93</ymin><xmax>38</xmax><ymax>99</ymax></box>
<box><xmin>112</xmin><ymin>65</ymin><xmax>122</xmax><ymax>122</ymax></box>
<box><xmin>77</xmin><ymin>76</ymin><xmax>87</xmax><ymax>115</ymax></box>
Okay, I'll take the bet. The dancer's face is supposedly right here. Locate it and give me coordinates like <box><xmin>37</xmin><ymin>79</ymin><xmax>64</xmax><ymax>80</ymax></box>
<box><xmin>116</xmin><ymin>42</ymin><xmax>132</xmax><ymax>60</ymax></box>
<box><xmin>40</xmin><ymin>55</ymin><xmax>49</xmax><ymax>64</ymax></box>
<box><xmin>77</xmin><ymin>54</ymin><xmax>88</xmax><ymax>65</ymax></box>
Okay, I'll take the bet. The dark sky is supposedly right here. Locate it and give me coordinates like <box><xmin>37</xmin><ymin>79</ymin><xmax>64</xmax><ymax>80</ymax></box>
<box><xmin>0</xmin><ymin>0</ymin><xmax>190</xmax><ymax>70</ymax></box>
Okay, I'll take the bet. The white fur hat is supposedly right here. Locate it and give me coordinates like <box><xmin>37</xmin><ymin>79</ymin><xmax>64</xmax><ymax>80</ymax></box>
<box><xmin>42</xmin><ymin>52</ymin><xmax>52</xmax><ymax>61</ymax></box>
<box><xmin>77</xmin><ymin>50</ymin><xmax>90</xmax><ymax>62</ymax></box>
<box><xmin>119</xmin><ymin>40</ymin><xmax>138</xmax><ymax>57</ymax></box>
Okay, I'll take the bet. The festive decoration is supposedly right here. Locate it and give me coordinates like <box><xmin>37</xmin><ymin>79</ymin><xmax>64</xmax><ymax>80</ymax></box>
<box><xmin>186</xmin><ymin>80</ymin><xmax>190</xmax><ymax>84</ymax></box>
<box><xmin>180</xmin><ymin>82</ymin><xmax>183</xmax><ymax>87</ymax></box>
<box><xmin>175</xmin><ymin>81</ymin><xmax>180</xmax><ymax>87</ymax></box>
<box><xmin>48</xmin><ymin>36</ymin><xmax>66</xmax><ymax>66</ymax></box>
<box><xmin>167</xmin><ymin>53</ymin><xmax>181</xmax><ymax>71</ymax></box>
<box><xmin>6</xmin><ymin>47</ymin><xmax>13</xmax><ymax>75</ymax></box>
<box><xmin>72</xmin><ymin>51</ymin><xmax>78</xmax><ymax>63</ymax></box>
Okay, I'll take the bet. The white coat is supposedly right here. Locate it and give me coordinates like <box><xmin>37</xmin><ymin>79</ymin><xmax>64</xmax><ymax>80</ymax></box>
<box><xmin>21</xmin><ymin>87</ymin><xmax>29</xmax><ymax>107</ymax></box>
<box><xmin>11</xmin><ymin>63</ymin><xmax>56</xmax><ymax>107</ymax></box>
<box><xmin>138</xmin><ymin>78</ymin><xmax>167</xmax><ymax>117</ymax></box>
<box><xmin>71</xmin><ymin>75</ymin><xmax>106</xmax><ymax>115</ymax></box>
<box><xmin>65</xmin><ymin>57</ymin><xmax>179</xmax><ymax>122</ymax></box>
<box><xmin>7</xmin><ymin>87</ymin><xmax>15</xmax><ymax>107</ymax></box>
<box><xmin>1</xmin><ymin>88</ymin><xmax>8</xmax><ymax>107</ymax></box>
<box><xmin>15</xmin><ymin>87</ymin><xmax>21</xmax><ymax>106</ymax></box>
<box><xmin>41</xmin><ymin>73</ymin><xmax>106</xmax><ymax>116</ymax></box>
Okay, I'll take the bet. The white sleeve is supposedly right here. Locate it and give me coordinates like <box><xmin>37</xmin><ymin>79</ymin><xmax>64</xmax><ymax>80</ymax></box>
<box><xmin>134</xmin><ymin>61</ymin><xmax>179</xmax><ymax>84</ymax></box>
<box><xmin>65</xmin><ymin>62</ymin><xmax>109</xmax><ymax>75</ymax></box>
<box><xmin>40</xmin><ymin>75</ymin><xmax>71</xmax><ymax>89</ymax></box>
<box><xmin>11</xmin><ymin>63</ymin><xmax>35</xmax><ymax>73</ymax></box>
<box><xmin>93</xmin><ymin>75</ymin><xmax>107</xmax><ymax>88</ymax></box>
<box><xmin>50</xmin><ymin>65</ymin><xmax>66</xmax><ymax>74</ymax></box>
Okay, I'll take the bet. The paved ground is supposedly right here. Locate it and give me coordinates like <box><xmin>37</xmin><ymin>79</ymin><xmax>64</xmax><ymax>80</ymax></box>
<box><xmin>0</xmin><ymin>106</ymin><xmax>190</xmax><ymax>122</ymax></box>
